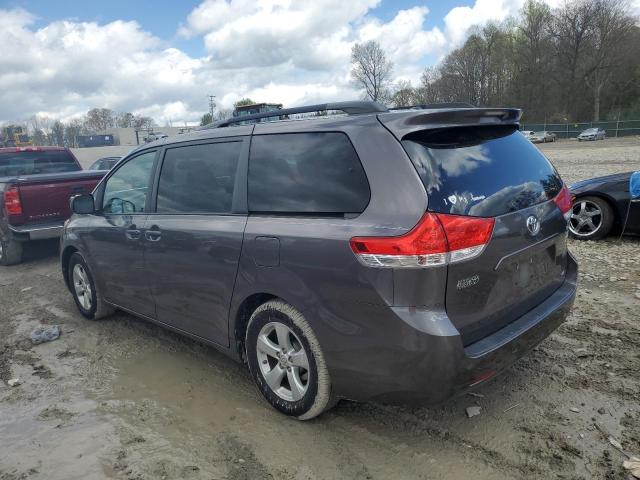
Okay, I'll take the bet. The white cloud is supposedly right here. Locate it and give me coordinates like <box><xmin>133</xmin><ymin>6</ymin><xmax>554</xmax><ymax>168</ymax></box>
<box><xmin>0</xmin><ymin>0</ymin><xmax>570</xmax><ymax>125</ymax></box>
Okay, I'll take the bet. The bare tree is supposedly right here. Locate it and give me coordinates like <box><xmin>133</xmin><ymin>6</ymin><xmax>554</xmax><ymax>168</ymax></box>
<box><xmin>215</xmin><ymin>108</ymin><xmax>233</xmax><ymax>121</ymax></box>
<box><xmin>116</xmin><ymin>112</ymin><xmax>135</xmax><ymax>128</ymax></box>
<box><xmin>28</xmin><ymin>115</ymin><xmax>53</xmax><ymax>136</ymax></box>
<box><xmin>414</xmin><ymin>67</ymin><xmax>443</xmax><ymax>104</ymax></box>
<box><xmin>51</xmin><ymin>120</ymin><xmax>65</xmax><ymax>146</ymax></box>
<box><xmin>32</xmin><ymin>129</ymin><xmax>47</xmax><ymax>146</ymax></box>
<box><xmin>350</xmin><ymin>41</ymin><xmax>394</xmax><ymax>103</ymax></box>
<box><xmin>85</xmin><ymin>108</ymin><xmax>115</xmax><ymax>132</ymax></box>
<box><xmin>513</xmin><ymin>1</ymin><xmax>554</xmax><ymax>120</ymax></box>
<box><xmin>391</xmin><ymin>80</ymin><xmax>416</xmax><ymax>107</ymax></box>
<box><xmin>132</xmin><ymin>115</ymin><xmax>155</xmax><ymax>130</ymax></box>
<box><xmin>550</xmin><ymin>0</ymin><xmax>597</xmax><ymax>119</ymax></box>
<box><xmin>583</xmin><ymin>0</ymin><xmax>636</xmax><ymax>120</ymax></box>
<box><xmin>64</xmin><ymin>120</ymin><xmax>83</xmax><ymax>148</ymax></box>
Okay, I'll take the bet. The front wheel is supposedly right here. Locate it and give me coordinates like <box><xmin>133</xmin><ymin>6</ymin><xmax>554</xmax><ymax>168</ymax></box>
<box><xmin>245</xmin><ymin>300</ymin><xmax>332</xmax><ymax>420</ymax></box>
<box><xmin>569</xmin><ymin>196</ymin><xmax>614</xmax><ymax>240</ymax></box>
<box><xmin>0</xmin><ymin>238</ymin><xmax>23</xmax><ymax>266</ymax></box>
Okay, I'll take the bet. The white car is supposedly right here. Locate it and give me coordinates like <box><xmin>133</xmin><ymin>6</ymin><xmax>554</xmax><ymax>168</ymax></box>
<box><xmin>530</xmin><ymin>131</ymin><xmax>557</xmax><ymax>143</ymax></box>
<box><xmin>144</xmin><ymin>133</ymin><xmax>168</xmax><ymax>143</ymax></box>
<box><xmin>521</xmin><ymin>130</ymin><xmax>535</xmax><ymax>140</ymax></box>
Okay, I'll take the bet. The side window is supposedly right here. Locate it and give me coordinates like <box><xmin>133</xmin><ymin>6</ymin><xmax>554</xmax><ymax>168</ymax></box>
<box><xmin>156</xmin><ymin>141</ymin><xmax>241</xmax><ymax>214</ymax></box>
<box><xmin>102</xmin><ymin>151</ymin><xmax>156</xmax><ymax>214</ymax></box>
<box><xmin>248</xmin><ymin>132</ymin><xmax>370</xmax><ymax>214</ymax></box>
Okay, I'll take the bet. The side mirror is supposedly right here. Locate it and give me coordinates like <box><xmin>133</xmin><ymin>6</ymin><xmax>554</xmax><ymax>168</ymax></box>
<box><xmin>71</xmin><ymin>194</ymin><xmax>95</xmax><ymax>214</ymax></box>
<box><xmin>630</xmin><ymin>171</ymin><xmax>640</xmax><ymax>200</ymax></box>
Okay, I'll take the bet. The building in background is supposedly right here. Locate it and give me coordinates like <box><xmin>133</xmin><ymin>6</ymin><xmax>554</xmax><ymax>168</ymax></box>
<box><xmin>79</xmin><ymin>126</ymin><xmax>195</xmax><ymax>147</ymax></box>
<box><xmin>233</xmin><ymin>103</ymin><xmax>283</xmax><ymax>124</ymax></box>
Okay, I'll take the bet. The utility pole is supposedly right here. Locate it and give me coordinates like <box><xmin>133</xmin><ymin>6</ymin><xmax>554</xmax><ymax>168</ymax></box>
<box><xmin>208</xmin><ymin>95</ymin><xmax>216</xmax><ymax>120</ymax></box>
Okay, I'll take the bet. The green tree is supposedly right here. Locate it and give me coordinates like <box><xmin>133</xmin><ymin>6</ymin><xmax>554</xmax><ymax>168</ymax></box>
<box><xmin>234</xmin><ymin>98</ymin><xmax>255</xmax><ymax>108</ymax></box>
<box><xmin>200</xmin><ymin>112</ymin><xmax>213</xmax><ymax>126</ymax></box>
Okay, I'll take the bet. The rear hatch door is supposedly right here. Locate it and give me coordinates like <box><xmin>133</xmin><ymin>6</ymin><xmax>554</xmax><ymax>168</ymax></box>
<box><xmin>399</xmin><ymin>124</ymin><xmax>569</xmax><ymax>345</ymax></box>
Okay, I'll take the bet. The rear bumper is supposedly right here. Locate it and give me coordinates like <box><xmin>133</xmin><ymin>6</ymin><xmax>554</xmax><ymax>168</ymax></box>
<box><xmin>9</xmin><ymin>220</ymin><xmax>64</xmax><ymax>241</ymax></box>
<box><xmin>330</xmin><ymin>252</ymin><xmax>577</xmax><ymax>403</ymax></box>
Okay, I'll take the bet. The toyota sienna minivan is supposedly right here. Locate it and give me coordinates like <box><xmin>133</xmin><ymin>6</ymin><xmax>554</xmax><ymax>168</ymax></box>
<box><xmin>61</xmin><ymin>101</ymin><xmax>577</xmax><ymax>420</ymax></box>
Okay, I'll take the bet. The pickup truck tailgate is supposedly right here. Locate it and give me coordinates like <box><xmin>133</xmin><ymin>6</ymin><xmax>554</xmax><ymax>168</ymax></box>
<box><xmin>7</xmin><ymin>171</ymin><xmax>104</xmax><ymax>226</ymax></box>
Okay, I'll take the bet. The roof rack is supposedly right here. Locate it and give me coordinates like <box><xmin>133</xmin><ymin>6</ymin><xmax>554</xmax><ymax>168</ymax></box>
<box><xmin>389</xmin><ymin>102</ymin><xmax>475</xmax><ymax>111</ymax></box>
<box><xmin>204</xmin><ymin>101</ymin><xmax>388</xmax><ymax>129</ymax></box>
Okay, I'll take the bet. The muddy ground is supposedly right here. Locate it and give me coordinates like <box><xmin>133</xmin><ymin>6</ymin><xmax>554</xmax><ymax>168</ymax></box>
<box><xmin>1</xmin><ymin>137</ymin><xmax>639</xmax><ymax>479</ymax></box>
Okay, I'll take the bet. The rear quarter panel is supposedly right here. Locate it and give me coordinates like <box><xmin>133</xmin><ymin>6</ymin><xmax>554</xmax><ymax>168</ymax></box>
<box><xmin>229</xmin><ymin>116</ymin><xmax>431</xmax><ymax>379</ymax></box>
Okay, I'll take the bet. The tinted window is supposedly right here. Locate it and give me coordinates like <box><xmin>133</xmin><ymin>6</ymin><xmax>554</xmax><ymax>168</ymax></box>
<box><xmin>402</xmin><ymin>126</ymin><xmax>562</xmax><ymax>217</ymax></box>
<box><xmin>103</xmin><ymin>151</ymin><xmax>156</xmax><ymax>214</ymax></box>
<box><xmin>248</xmin><ymin>133</ymin><xmax>370</xmax><ymax>214</ymax></box>
<box><xmin>0</xmin><ymin>150</ymin><xmax>80</xmax><ymax>176</ymax></box>
<box><xmin>156</xmin><ymin>142</ymin><xmax>241</xmax><ymax>214</ymax></box>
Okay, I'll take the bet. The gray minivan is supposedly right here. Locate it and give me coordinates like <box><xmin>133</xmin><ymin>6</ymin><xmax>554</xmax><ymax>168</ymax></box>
<box><xmin>61</xmin><ymin>101</ymin><xmax>577</xmax><ymax>420</ymax></box>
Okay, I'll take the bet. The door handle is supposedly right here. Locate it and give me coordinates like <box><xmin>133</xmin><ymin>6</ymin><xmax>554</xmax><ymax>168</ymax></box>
<box><xmin>145</xmin><ymin>226</ymin><xmax>162</xmax><ymax>242</ymax></box>
<box><xmin>125</xmin><ymin>227</ymin><xmax>141</xmax><ymax>240</ymax></box>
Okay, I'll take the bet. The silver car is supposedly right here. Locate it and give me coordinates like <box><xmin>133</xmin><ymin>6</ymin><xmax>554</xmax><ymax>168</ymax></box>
<box><xmin>577</xmin><ymin>128</ymin><xmax>605</xmax><ymax>141</ymax></box>
<box><xmin>530</xmin><ymin>131</ymin><xmax>556</xmax><ymax>143</ymax></box>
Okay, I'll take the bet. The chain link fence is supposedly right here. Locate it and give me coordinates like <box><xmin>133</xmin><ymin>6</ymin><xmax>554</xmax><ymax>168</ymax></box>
<box><xmin>520</xmin><ymin>119</ymin><xmax>640</xmax><ymax>139</ymax></box>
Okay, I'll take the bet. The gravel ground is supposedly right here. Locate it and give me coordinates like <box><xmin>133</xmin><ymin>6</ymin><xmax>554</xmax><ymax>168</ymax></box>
<box><xmin>1</xmin><ymin>137</ymin><xmax>639</xmax><ymax>480</ymax></box>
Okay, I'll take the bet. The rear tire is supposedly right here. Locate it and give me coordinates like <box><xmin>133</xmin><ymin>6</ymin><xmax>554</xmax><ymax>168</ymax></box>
<box><xmin>245</xmin><ymin>300</ymin><xmax>332</xmax><ymax>420</ymax></box>
<box><xmin>0</xmin><ymin>238</ymin><xmax>23</xmax><ymax>266</ymax></box>
<box><xmin>569</xmin><ymin>196</ymin><xmax>614</xmax><ymax>240</ymax></box>
<box><xmin>68</xmin><ymin>252</ymin><xmax>115</xmax><ymax>319</ymax></box>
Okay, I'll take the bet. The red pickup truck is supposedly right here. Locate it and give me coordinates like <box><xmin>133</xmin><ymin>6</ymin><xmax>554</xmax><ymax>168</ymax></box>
<box><xmin>0</xmin><ymin>147</ymin><xmax>105</xmax><ymax>265</ymax></box>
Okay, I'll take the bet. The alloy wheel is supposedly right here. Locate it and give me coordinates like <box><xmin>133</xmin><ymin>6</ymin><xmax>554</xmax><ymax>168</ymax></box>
<box><xmin>256</xmin><ymin>322</ymin><xmax>310</xmax><ymax>402</ymax></box>
<box><xmin>569</xmin><ymin>200</ymin><xmax>602</xmax><ymax>237</ymax></box>
<box><xmin>72</xmin><ymin>264</ymin><xmax>93</xmax><ymax>310</ymax></box>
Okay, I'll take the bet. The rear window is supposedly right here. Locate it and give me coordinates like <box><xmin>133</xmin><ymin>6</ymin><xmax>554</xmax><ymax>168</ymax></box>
<box><xmin>0</xmin><ymin>150</ymin><xmax>80</xmax><ymax>177</ymax></box>
<box><xmin>402</xmin><ymin>126</ymin><xmax>562</xmax><ymax>217</ymax></box>
<box><xmin>248</xmin><ymin>132</ymin><xmax>370</xmax><ymax>215</ymax></box>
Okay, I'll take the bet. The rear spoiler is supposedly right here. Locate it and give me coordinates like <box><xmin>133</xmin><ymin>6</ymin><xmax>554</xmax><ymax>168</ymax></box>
<box><xmin>378</xmin><ymin>108</ymin><xmax>522</xmax><ymax>140</ymax></box>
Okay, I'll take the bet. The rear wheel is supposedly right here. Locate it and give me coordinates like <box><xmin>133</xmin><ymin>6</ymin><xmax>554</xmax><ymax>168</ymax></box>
<box><xmin>569</xmin><ymin>196</ymin><xmax>614</xmax><ymax>240</ymax></box>
<box><xmin>245</xmin><ymin>300</ymin><xmax>332</xmax><ymax>420</ymax></box>
<box><xmin>68</xmin><ymin>252</ymin><xmax>115</xmax><ymax>319</ymax></box>
<box><xmin>0</xmin><ymin>238</ymin><xmax>23</xmax><ymax>266</ymax></box>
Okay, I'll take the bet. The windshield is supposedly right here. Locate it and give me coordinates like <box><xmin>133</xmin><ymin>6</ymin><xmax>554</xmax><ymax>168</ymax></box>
<box><xmin>583</xmin><ymin>128</ymin><xmax>597</xmax><ymax>133</ymax></box>
<box><xmin>402</xmin><ymin>125</ymin><xmax>563</xmax><ymax>217</ymax></box>
<box><xmin>0</xmin><ymin>150</ymin><xmax>80</xmax><ymax>176</ymax></box>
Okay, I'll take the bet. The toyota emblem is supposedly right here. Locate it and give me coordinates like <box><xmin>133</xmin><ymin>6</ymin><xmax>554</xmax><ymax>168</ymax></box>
<box><xmin>526</xmin><ymin>215</ymin><xmax>541</xmax><ymax>236</ymax></box>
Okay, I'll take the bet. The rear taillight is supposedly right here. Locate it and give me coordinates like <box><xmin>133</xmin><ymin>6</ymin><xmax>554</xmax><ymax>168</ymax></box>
<box><xmin>4</xmin><ymin>187</ymin><xmax>22</xmax><ymax>215</ymax></box>
<box><xmin>554</xmin><ymin>184</ymin><xmax>572</xmax><ymax>221</ymax></box>
<box><xmin>349</xmin><ymin>213</ymin><xmax>494</xmax><ymax>268</ymax></box>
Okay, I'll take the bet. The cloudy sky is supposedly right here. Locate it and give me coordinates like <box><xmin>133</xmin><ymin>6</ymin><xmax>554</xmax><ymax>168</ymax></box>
<box><xmin>1</xmin><ymin>0</ymin><xmax>635</xmax><ymax>125</ymax></box>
